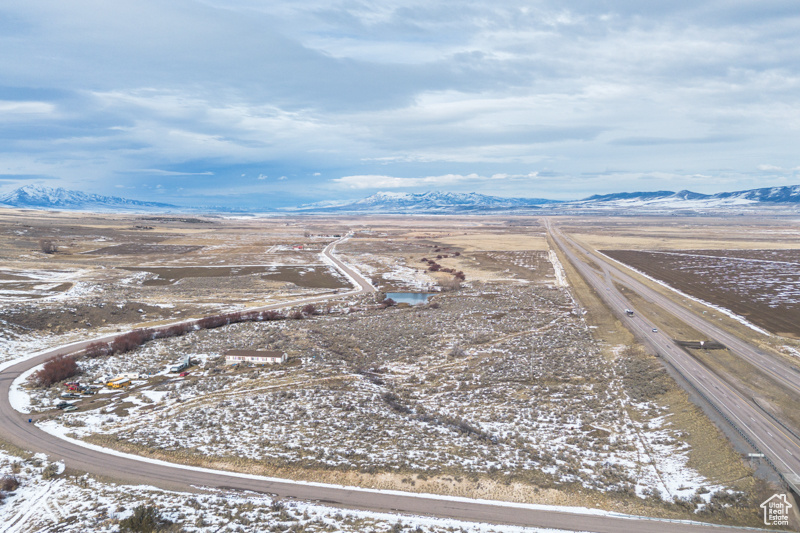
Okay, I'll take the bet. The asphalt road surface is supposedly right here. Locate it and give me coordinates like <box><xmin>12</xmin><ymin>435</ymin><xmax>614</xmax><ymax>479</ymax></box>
<box><xmin>0</xmin><ymin>235</ymin><xmax>772</xmax><ymax>532</ymax></box>
<box><xmin>546</xmin><ymin>220</ymin><xmax>800</xmax><ymax>500</ymax></box>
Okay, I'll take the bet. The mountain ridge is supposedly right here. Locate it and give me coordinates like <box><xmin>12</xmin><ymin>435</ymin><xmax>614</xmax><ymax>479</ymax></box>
<box><xmin>0</xmin><ymin>185</ymin><xmax>178</xmax><ymax>211</ymax></box>
<box><xmin>2</xmin><ymin>183</ymin><xmax>800</xmax><ymax>213</ymax></box>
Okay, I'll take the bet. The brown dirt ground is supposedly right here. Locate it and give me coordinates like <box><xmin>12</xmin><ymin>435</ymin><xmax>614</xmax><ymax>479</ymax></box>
<box><xmin>604</xmin><ymin>249</ymin><xmax>800</xmax><ymax>338</ymax></box>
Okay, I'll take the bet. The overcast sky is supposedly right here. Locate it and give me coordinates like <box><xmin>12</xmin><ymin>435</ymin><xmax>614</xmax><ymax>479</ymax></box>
<box><xmin>1</xmin><ymin>0</ymin><xmax>799</xmax><ymax>207</ymax></box>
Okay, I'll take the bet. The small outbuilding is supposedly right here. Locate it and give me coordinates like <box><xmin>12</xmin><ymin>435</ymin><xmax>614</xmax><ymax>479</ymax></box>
<box><xmin>224</xmin><ymin>349</ymin><xmax>287</xmax><ymax>365</ymax></box>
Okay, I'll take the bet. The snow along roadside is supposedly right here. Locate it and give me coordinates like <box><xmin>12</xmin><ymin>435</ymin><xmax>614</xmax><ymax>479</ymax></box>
<box><xmin>27</xmin><ymin>415</ymin><xmax>734</xmax><ymax>529</ymax></box>
<box><xmin>596</xmin><ymin>251</ymin><xmax>772</xmax><ymax>337</ymax></box>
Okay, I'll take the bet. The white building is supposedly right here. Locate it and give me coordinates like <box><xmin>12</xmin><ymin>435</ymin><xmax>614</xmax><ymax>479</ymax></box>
<box><xmin>225</xmin><ymin>349</ymin><xmax>287</xmax><ymax>365</ymax></box>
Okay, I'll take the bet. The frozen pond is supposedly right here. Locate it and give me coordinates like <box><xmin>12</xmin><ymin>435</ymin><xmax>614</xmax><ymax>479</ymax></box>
<box><xmin>386</xmin><ymin>292</ymin><xmax>436</xmax><ymax>305</ymax></box>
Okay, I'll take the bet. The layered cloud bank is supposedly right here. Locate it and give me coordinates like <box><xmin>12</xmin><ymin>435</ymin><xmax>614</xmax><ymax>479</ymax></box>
<box><xmin>1</xmin><ymin>1</ymin><xmax>799</xmax><ymax>207</ymax></box>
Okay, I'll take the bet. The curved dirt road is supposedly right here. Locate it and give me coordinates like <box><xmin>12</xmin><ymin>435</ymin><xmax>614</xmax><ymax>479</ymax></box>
<box><xmin>0</xmin><ymin>236</ymin><xmax>761</xmax><ymax>532</ymax></box>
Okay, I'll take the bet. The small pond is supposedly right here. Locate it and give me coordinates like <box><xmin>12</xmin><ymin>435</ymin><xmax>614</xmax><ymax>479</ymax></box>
<box><xmin>385</xmin><ymin>292</ymin><xmax>436</xmax><ymax>305</ymax></box>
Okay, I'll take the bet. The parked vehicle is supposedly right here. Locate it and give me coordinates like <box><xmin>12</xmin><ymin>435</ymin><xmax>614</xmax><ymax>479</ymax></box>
<box><xmin>169</xmin><ymin>356</ymin><xmax>191</xmax><ymax>373</ymax></box>
<box><xmin>106</xmin><ymin>377</ymin><xmax>131</xmax><ymax>389</ymax></box>
<box><xmin>56</xmin><ymin>401</ymin><xmax>71</xmax><ymax>409</ymax></box>
<box><xmin>61</xmin><ymin>393</ymin><xmax>81</xmax><ymax>399</ymax></box>
<box><xmin>178</xmin><ymin>371</ymin><xmax>190</xmax><ymax>377</ymax></box>
<box><xmin>65</xmin><ymin>382</ymin><xmax>80</xmax><ymax>391</ymax></box>
<box><xmin>63</xmin><ymin>405</ymin><xmax>79</xmax><ymax>412</ymax></box>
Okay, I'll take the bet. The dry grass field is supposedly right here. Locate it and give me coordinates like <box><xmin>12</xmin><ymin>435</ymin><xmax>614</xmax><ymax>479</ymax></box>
<box><xmin>603</xmin><ymin>249</ymin><xmax>800</xmax><ymax>338</ymax></box>
<box><xmin>559</xmin><ymin>216</ymin><xmax>800</xmax><ymax>251</ymax></box>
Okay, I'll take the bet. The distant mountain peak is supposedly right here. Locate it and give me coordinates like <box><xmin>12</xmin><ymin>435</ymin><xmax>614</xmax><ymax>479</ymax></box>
<box><xmin>0</xmin><ymin>185</ymin><xmax>178</xmax><ymax>211</ymax></box>
<box><xmin>289</xmin><ymin>190</ymin><xmax>558</xmax><ymax>213</ymax></box>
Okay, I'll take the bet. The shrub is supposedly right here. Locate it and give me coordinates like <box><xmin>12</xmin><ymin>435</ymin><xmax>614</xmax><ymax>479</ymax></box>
<box><xmin>34</xmin><ymin>354</ymin><xmax>79</xmax><ymax>388</ymax></box>
<box><xmin>382</xmin><ymin>392</ymin><xmax>412</xmax><ymax>414</ymax></box>
<box><xmin>440</xmin><ymin>278</ymin><xmax>462</xmax><ymax>291</ymax></box>
<box><xmin>449</xmin><ymin>344</ymin><xmax>466</xmax><ymax>358</ymax></box>
<box><xmin>160</xmin><ymin>323</ymin><xmax>192</xmax><ymax>338</ymax></box>
<box><xmin>109</xmin><ymin>329</ymin><xmax>151</xmax><ymax>355</ymax></box>
<box><xmin>0</xmin><ymin>475</ymin><xmax>20</xmax><ymax>492</ymax></box>
<box><xmin>39</xmin><ymin>239</ymin><xmax>57</xmax><ymax>254</ymax></box>
<box><xmin>301</xmin><ymin>304</ymin><xmax>318</xmax><ymax>316</ymax></box>
<box><xmin>41</xmin><ymin>463</ymin><xmax>60</xmax><ymax>480</ymax></box>
<box><xmin>119</xmin><ymin>505</ymin><xmax>173</xmax><ymax>532</ymax></box>
<box><xmin>84</xmin><ymin>341</ymin><xmax>111</xmax><ymax>358</ymax></box>
<box><xmin>261</xmin><ymin>310</ymin><xmax>284</xmax><ymax>321</ymax></box>
<box><xmin>196</xmin><ymin>315</ymin><xmax>229</xmax><ymax>329</ymax></box>
<box><xmin>289</xmin><ymin>310</ymin><xmax>304</xmax><ymax>320</ymax></box>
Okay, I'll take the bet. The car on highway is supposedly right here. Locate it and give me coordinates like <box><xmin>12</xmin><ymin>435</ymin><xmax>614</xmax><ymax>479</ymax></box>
<box><xmin>652</xmin><ymin>328</ymin><xmax>658</xmax><ymax>332</ymax></box>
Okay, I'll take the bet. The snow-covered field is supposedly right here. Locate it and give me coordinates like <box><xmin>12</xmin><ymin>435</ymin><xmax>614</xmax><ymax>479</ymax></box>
<box><xmin>18</xmin><ymin>283</ymin><xmax>735</xmax><ymax>513</ymax></box>
<box><xmin>0</xmin><ymin>267</ymin><xmax>95</xmax><ymax>303</ymax></box>
<box><xmin>0</xmin><ymin>446</ymin><xmax>563</xmax><ymax>532</ymax></box>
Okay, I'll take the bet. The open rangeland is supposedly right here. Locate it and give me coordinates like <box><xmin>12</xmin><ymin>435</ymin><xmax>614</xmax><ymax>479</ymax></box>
<box><xmin>602</xmin><ymin>249</ymin><xmax>800</xmax><ymax>338</ymax></box>
<box><xmin>3</xmin><ymin>212</ymin><xmax>783</xmax><ymax>529</ymax></box>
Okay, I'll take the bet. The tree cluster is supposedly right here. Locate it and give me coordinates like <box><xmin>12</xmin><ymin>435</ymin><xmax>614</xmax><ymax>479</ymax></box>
<box><xmin>33</xmin><ymin>354</ymin><xmax>79</xmax><ymax>387</ymax></box>
<box><xmin>419</xmin><ymin>258</ymin><xmax>466</xmax><ymax>280</ymax></box>
<box><xmin>83</xmin><ymin>308</ymin><xmax>295</xmax><ymax>359</ymax></box>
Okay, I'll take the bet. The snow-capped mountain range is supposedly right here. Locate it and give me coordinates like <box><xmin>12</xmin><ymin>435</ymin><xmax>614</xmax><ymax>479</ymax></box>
<box><xmin>288</xmin><ymin>191</ymin><xmax>555</xmax><ymax>213</ymax></box>
<box><xmin>290</xmin><ymin>185</ymin><xmax>800</xmax><ymax>213</ymax></box>
<box><xmin>570</xmin><ymin>186</ymin><xmax>800</xmax><ymax>209</ymax></box>
<box><xmin>0</xmin><ymin>185</ymin><xmax>177</xmax><ymax>211</ymax></box>
<box><xmin>1</xmin><ymin>184</ymin><xmax>800</xmax><ymax>213</ymax></box>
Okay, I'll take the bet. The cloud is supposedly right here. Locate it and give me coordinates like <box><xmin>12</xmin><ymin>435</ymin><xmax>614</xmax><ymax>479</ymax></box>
<box><xmin>257</xmin><ymin>174</ymin><xmax>268</xmax><ymax>180</ymax></box>
<box><xmin>333</xmin><ymin>172</ymin><xmax>537</xmax><ymax>189</ymax></box>
<box><xmin>0</xmin><ymin>0</ymin><xmax>798</xmax><ymax>204</ymax></box>
<box><xmin>757</xmin><ymin>164</ymin><xmax>800</xmax><ymax>173</ymax></box>
<box><xmin>125</xmin><ymin>169</ymin><xmax>214</xmax><ymax>176</ymax></box>
<box><xmin>611</xmin><ymin>135</ymin><xmax>743</xmax><ymax>146</ymax></box>
<box><xmin>0</xmin><ymin>100</ymin><xmax>56</xmax><ymax>116</ymax></box>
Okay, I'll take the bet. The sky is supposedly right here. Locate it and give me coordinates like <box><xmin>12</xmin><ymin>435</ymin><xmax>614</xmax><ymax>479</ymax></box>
<box><xmin>1</xmin><ymin>0</ymin><xmax>799</xmax><ymax>208</ymax></box>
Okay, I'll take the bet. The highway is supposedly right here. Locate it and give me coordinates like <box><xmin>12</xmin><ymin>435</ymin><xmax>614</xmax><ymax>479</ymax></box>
<box><xmin>0</xmin><ymin>235</ymin><xmax>774</xmax><ymax>532</ymax></box>
<box><xmin>545</xmin><ymin>219</ymin><xmax>800</xmax><ymax>499</ymax></box>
